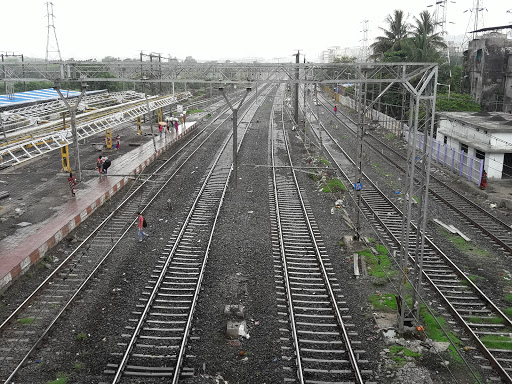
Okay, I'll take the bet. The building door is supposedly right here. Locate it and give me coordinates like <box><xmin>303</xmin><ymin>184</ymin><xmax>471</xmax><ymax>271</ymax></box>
<box><xmin>504</xmin><ymin>153</ymin><xmax>512</xmax><ymax>179</ymax></box>
<box><xmin>476</xmin><ymin>149</ymin><xmax>485</xmax><ymax>170</ymax></box>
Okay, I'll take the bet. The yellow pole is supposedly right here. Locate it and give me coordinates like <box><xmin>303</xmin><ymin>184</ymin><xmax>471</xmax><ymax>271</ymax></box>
<box><xmin>137</xmin><ymin>116</ymin><xmax>142</xmax><ymax>135</ymax></box>
<box><xmin>61</xmin><ymin>145</ymin><xmax>71</xmax><ymax>172</ymax></box>
<box><xmin>105</xmin><ymin>128</ymin><xmax>113</xmax><ymax>149</ymax></box>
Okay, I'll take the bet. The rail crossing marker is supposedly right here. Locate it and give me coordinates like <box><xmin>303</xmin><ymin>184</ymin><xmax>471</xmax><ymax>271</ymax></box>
<box><xmin>354</xmin><ymin>182</ymin><xmax>362</xmax><ymax>191</ymax></box>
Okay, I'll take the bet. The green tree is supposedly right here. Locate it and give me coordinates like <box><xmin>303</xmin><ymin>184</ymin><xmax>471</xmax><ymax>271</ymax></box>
<box><xmin>370</xmin><ymin>10</ymin><xmax>410</xmax><ymax>61</ymax></box>
<box><xmin>403</xmin><ymin>11</ymin><xmax>446</xmax><ymax>62</ymax></box>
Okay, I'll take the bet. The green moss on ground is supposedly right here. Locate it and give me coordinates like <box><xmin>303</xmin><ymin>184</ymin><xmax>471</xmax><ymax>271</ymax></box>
<box><xmin>321</xmin><ymin>178</ymin><xmax>346</xmax><ymax>193</ymax></box>
<box><xmin>480</xmin><ymin>335</ymin><xmax>512</xmax><ymax>350</ymax></box>
<box><xmin>17</xmin><ymin>317</ymin><xmax>35</xmax><ymax>325</ymax></box>
<box><xmin>360</xmin><ymin>246</ymin><xmax>395</xmax><ymax>280</ymax></box>
<box><xmin>437</xmin><ymin>228</ymin><xmax>489</xmax><ymax>257</ymax></box>
<box><xmin>369</xmin><ymin>293</ymin><xmax>397</xmax><ymax>311</ymax></box>
<box><xmin>420</xmin><ymin>306</ymin><xmax>463</xmax><ymax>362</ymax></box>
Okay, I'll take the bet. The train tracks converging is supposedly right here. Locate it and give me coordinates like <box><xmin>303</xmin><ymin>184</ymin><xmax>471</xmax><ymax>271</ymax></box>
<box><xmin>270</xmin><ymin>85</ymin><xmax>369</xmax><ymax>383</ymax></box>
<box><xmin>104</xmin><ymin>85</ymin><xmax>275</xmax><ymax>382</ymax></box>
<box><xmin>318</xmin><ymin>93</ymin><xmax>512</xmax><ymax>257</ymax></box>
<box><xmin>0</xmin><ymin>87</ymin><xmax>271</xmax><ymax>383</ymax></box>
<box><xmin>303</xmin><ymin>91</ymin><xmax>512</xmax><ymax>382</ymax></box>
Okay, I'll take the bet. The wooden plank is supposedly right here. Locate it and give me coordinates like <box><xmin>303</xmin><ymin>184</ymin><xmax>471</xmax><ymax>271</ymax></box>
<box><xmin>353</xmin><ymin>253</ymin><xmax>360</xmax><ymax>276</ymax></box>
<box><xmin>433</xmin><ymin>218</ymin><xmax>457</xmax><ymax>233</ymax></box>
<box><xmin>448</xmin><ymin>225</ymin><xmax>471</xmax><ymax>242</ymax></box>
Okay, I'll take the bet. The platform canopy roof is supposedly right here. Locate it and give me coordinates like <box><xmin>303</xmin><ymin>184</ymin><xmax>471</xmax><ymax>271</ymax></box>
<box><xmin>0</xmin><ymin>88</ymin><xmax>81</xmax><ymax>107</ymax></box>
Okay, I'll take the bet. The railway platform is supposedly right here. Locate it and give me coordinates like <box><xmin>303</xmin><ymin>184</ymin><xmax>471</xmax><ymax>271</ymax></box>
<box><xmin>0</xmin><ymin>121</ymin><xmax>198</xmax><ymax>292</ymax></box>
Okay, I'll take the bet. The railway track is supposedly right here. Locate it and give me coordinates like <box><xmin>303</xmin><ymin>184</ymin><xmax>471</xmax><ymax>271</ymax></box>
<box><xmin>270</xmin><ymin>85</ymin><xmax>369</xmax><ymax>383</ymax></box>
<box><xmin>317</xmin><ymin>93</ymin><xmax>512</xmax><ymax>257</ymax></box>
<box><xmin>0</xmin><ymin>89</ymin><xmax>264</xmax><ymax>383</ymax></box>
<box><xmin>104</xmin><ymin>84</ymin><xmax>275</xmax><ymax>383</ymax></box>
<box><xmin>302</xmin><ymin>93</ymin><xmax>512</xmax><ymax>383</ymax></box>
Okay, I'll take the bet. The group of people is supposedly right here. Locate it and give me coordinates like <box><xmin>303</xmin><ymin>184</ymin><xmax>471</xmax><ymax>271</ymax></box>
<box><xmin>96</xmin><ymin>155</ymin><xmax>112</xmax><ymax>174</ymax></box>
<box><xmin>158</xmin><ymin>120</ymin><xmax>180</xmax><ymax>138</ymax></box>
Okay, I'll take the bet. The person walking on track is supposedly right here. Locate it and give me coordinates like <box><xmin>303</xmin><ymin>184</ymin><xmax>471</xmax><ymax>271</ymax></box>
<box><xmin>137</xmin><ymin>212</ymin><xmax>149</xmax><ymax>242</ymax></box>
<box><xmin>334</xmin><ymin>105</ymin><xmax>337</xmax><ymax>115</ymax></box>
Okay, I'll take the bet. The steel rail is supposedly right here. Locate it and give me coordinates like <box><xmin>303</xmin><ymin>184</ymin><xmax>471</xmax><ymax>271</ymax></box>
<box><xmin>270</xmin><ymin>92</ymin><xmax>304</xmax><ymax>383</ymax></box>
<box><xmin>275</xmin><ymin>86</ymin><xmax>364</xmax><ymax>383</ymax></box>
<box><xmin>0</xmin><ymin>95</ymin><xmax>244</xmax><ymax>383</ymax></box>
<box><xmin>317</xmin><ymin>93</ymin><xmax>512</xmax><ymax>256</ymax></box>
<box><xmin>110</xmin><ymin>83</ymin><xmax>274</xmax><ymax>383</ymax></box>
<box><xmin>303</xmin><ymin>95</ymin><xmax>512</xmax><ymax>383</ymax></box>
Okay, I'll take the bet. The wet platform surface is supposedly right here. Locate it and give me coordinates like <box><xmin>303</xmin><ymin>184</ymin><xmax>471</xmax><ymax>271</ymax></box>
<box><xmin>0</xmin><ymin>121</ymin><xmax>197</xmax><ymax>291</ymax></box>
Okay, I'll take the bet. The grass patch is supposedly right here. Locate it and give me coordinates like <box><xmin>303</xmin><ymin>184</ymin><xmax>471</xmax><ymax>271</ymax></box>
<box><xmin>47</xmin><ymin>373</ymin><xmax>69</xmax><ymax>384</ymax></box>
<box><xmin>468</xmin><ymin>316</ymin><xmax>504</xmax><ymax>325</ymax></box>
<box><xmin>17</xmin><ymin>317</ymin><xmax>35</xmax><ymax>325</ymax></box>
<box><xmin>469</xmin><ymin>274</ymin><xmax>485</xmax><ymax>283</ymax></box>
<box><xmin>321</xmin><ymin>178</ymin><xmax>346</xmax><ymax>193</ymax></box>
<box><xmin>481</xmin><ymin>335</ymin><xmax>512</xmax><ymax>349</ymax></box>
<box><xmin>504</xmin><ymin>308</ymin><xmax>512</xmax><ymax>318</ymax></box>
<box><xmin>360</xmin><ymin>247</ymin><xmax>395</xmax><ymax>280</ymax></box>
<box><xmin>437</xmin><ymin>228</ymin><xmax>489</xmax><ymax>257</ymax></box>
<box><xmin>74</xmin><ymin>362</ymin><xmax>84</xmax><ymax>370</ymax></box>
<box><xmin>369</xmin><ymin>293</ymin><xmax>397</xmax><ymax>311</ymax></box>
<box><xmin>413</xmin><ymin>195</ymin><xmax>419</xmax><ymax>203</ymax></box>
<box><xmin>319</xmin><ymin>157</ymin><xmax>330</xmax><ymax>166</ymax></box>
<box><xmin>420</xmin><ymin>306</ymin><xmax>463</xmax><ymax>362</ymax></box>
<box><xmin>186</xmin><ymin>109</ymin><xmax>203</xmax><ymax>114</ymax></box>
<box><xmin>385</xmin><ymin>133</ymin><xmax>395</xmax><ymax>140</ymax></box>
<box><xmin>307</xmin><ymin>172</ymin><xmax>323</xmax><ymax>182</ymax></box>
<box><xmin>504</xmin><ymin>294</ymin><xmax>512</xmax><ymax>303</ymax></box>
<box><xmin>76</xmin><ymin>332</ymin><xmax>88</xmax><ymax>341</ymax></box>
<box><xmin>389</xmin><ymin>345</ymin><xmax>421</xmax><ymax>366</ymax></box>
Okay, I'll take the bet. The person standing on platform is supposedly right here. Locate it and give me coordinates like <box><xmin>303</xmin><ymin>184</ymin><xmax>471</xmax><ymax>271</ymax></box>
<box><xmin>136</xmin><ymin>212</ymin><xmax>149</xmax><ymax>242</ymax></box>
<box><xmin>159</xmin><ymin>124</ymin><xmax>163</xmax><ymax>138</ymax></box>
<box><xmin>68</xmin><ymin>172</ymin><xmax>77</xmax><ymax>197</ymax></box>
<box><xmin>174</xmin><ymin>119</ymin><xmax>179</xmax><ymax>134</ymax></box>
<box><xmin>115</xmin><ymin>135</ymin><xmax>120</xmax><ymax>149</ymax></box>
<box><xmin>102</xmin><ymin>157</ymin><xmax>111</xmax><ymax>174</ymax></box>
<box><xmin>334</xmin><ymin>105</ymin><xmax>337</xmax><ymax>115</ymax></box>
<box><xmin>97</xmin><ymin>155</ymin><xmax>103</xmax><ymax>174</ymax></box>
<box><xmin>480</xmin><ymin>169</ymin><xmax>488</xmax><ymax>190</ymax></box>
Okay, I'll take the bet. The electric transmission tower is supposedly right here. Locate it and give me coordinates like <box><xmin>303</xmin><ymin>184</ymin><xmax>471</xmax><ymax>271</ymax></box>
<box><xmin>45</xmin><ymin>2</ymin><xmax>62</xmax><ymax>61</ymax></box>
<box><xmin>463</xmin><ymin>0</ymin><xmax>487</xmax><ymax>44</ymax></box>
<box><xmin>359</xmin><ymin>20</ymin><xmax>369</xmax><ymax>62</ymax></box>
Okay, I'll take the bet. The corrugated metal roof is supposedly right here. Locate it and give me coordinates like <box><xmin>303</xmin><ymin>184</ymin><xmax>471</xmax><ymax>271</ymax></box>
<box><xmin>0</xmin><ymin>88</ymin><xmax>81</xmax><ymax>107</ymax></box>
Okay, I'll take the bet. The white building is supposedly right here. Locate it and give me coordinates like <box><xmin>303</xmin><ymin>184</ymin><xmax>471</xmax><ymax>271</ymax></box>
<box><xmin>437</xmin><ymin>112</ymin><xmax>512</xmax><ymax>179</ymax></box>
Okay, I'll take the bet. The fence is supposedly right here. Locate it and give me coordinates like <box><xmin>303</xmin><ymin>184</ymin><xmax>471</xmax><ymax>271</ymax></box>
<box><xmin>336</xmin><ymin>93</ymin><xmax>484</xmax><ymax>186</ymax></box>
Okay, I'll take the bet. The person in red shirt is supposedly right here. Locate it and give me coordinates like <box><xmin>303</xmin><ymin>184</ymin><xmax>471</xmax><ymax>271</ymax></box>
<box><xmin>334</xmin><ymin>105</ymin><xmax>338</xmax><ymax>114</ymax></box>
<box><xmin>68</xmin><ymin>172</ymin><xmax>77</xmax><ymax>197</ymax></box>
<box><xmin>136</xmin><ymin>212</ymin><xmax>149</xmax><ymax>242</ymax></box>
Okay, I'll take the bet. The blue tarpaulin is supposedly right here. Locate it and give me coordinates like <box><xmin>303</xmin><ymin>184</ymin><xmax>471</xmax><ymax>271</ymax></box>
<box><xmin>0</xmin><ymin>88</ymin><xmax>81</xmax><ymax>107</ymax></box>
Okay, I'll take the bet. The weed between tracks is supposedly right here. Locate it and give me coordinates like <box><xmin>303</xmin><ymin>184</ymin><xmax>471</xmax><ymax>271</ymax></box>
<box><xmin>47</xmin><ymin>372</ymin><xmax>69</xmax><ymax>384</ymax></box>
<box><xmin>389</xmin><ymin>345</ymin><xmax>422</xmax><ymax>366</ymax></box>
<box><xmin>437</xmin><ymin>228</ymin><xmax>489</xmax><ymax>257</ymax></box>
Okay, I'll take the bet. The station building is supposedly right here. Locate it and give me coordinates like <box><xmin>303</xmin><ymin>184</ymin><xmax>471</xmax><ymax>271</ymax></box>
<box><xmin>437</xmin><ymin>111</ymin><xmax>512</xmax><ymax>179</ymax></box>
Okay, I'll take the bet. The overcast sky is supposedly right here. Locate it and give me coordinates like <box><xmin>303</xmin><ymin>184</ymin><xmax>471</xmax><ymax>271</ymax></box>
<box><xmin>2</xmin><ymin>0</ymin><xmax>510</xmax><ymax>62</ymax></box>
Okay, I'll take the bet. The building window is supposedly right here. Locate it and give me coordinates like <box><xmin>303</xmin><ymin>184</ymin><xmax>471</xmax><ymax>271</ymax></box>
<box><xmin>460</xmin><ymin>142</ymin><xmax>468</xmax><ymax>154</ymax></box>
<box><xmin>443</xmin><ymin>135</ymin><xmax>448</xmax><ymax>144</ymax></box>
<box><xmin>476</xmin><ymin>49</ymin><xmax>482</xmax><ymax>63</ymax></box>
<box><xmin>476</xmin><ymin>149</ymin><xmax>485</xmax><ymax>160</ymax></box>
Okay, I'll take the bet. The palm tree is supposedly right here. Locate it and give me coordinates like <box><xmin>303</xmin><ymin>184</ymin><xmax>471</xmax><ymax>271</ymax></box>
<box><xmin>404</xmin><ymin>10</ymin><xmax>447</xmax><ymax>62</ymax></box>
<box><xmin>370</xmin><ymin>10</ymin><xmax>410</xmax><ymax>60</ymax></box>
